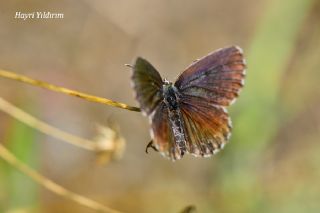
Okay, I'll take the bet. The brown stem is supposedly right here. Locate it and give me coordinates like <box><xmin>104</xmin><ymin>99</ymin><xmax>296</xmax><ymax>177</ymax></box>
<box><xmin>0</xmin><ymin>69</ymin><xmax>140</xmax><ymax>112</ymax></box>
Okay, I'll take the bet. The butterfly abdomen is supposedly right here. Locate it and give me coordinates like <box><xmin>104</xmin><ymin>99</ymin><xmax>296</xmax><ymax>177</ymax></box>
<box><xmin>163</xmin><ymin>83</ymin><xmax>187</xmax><ymax>158</ymax></box>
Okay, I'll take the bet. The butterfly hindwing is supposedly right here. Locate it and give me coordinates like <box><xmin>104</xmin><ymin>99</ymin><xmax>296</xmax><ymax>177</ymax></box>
<box><xmin>132</xmin><ymin>57</ymin><xmax>164</xmax><ymax>115</ymax></box>
<box><xmin>175</xmin><ymin>46</ymin><xmax>246</xmax><ymax>106</ymax></box>
<box><xmin>151</xmin><ymin>102</ymin><xmax>183</xmax><ymax>160</ymax></box>
<box><xmin>179</xmin><ymin>96</ymin><xmax>232</xmax><ymax>157</ymax></box>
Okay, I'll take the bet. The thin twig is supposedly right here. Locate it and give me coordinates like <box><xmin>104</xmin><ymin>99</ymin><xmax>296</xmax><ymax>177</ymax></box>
<box><xmin>0</xmin><ymin>69</ymin><xmax>140</xmax><ymax>112</ymax></box>
<box><xmin>0</xmin><ymin>97</ymin><xmax>98</xmax><ymax>151</ymax></box>
<box><xmin>0</xmin><ymin>143</ymin><xmax>123</xmax><ymax>213</ymax></box>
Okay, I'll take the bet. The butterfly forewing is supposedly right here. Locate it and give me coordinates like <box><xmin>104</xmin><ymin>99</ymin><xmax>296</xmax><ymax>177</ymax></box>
<box><xmin>132</xmin><ymin>57</ymin><xmax>164</xmax><ymax>115</ymax></box>
<box><xmin>175</xmin><ymin>46</ymin><xmax>246</xmax><ymax>106</ymax></box>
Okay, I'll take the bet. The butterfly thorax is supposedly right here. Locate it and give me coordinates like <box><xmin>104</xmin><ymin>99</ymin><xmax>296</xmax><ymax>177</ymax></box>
<box><xmin>162</xmin><ymin>81</ymin><xmax>187</xmax><ymax>156</ymax></box>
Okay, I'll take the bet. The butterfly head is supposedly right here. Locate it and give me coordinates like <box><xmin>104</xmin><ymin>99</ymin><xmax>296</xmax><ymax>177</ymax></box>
<box><xmin>163</xmin><ymin>78</ymin><xmax>171</xmax><ymax>85</ymax></box>
<box><xmin>162</xmin><ymin>79</ymin><xmax>174</xmax><ymax>94</ymax></box>
<box><xmin>162</xmin><ymin>79</ymin><xmax>173</xmax><ymax>95</ymax></box>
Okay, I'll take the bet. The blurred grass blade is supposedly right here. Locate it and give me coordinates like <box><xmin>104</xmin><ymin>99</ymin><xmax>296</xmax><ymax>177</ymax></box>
<box><xmin>232</xmin><ymin>0</ymin><xmax>315</xmax><ymax>153</ymax></box>
<box><xmin>0</xmin><ymin>97</ymin><xmax>126</xmax><ymax>164</ymax></box>
<box><xmin>218</xmin><ymin>0</ymin><xmax>315</xmax><ymax>212</ymax></box>
<box><xmin>7</xmin><ymin>103</ymin><xmax>39</xmax><ymax>211</ymax></box>
<box><xmin>0</xmin><ymin>143</ymin><xmax>123</xmax><ymax>213</ymax></box>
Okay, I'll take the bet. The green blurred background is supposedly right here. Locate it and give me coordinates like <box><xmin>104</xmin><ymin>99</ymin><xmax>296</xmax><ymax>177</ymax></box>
<box><xmin>0</xmin><ymin>0</ymin><xmax>320</xmax><ymax>212</ymax></box>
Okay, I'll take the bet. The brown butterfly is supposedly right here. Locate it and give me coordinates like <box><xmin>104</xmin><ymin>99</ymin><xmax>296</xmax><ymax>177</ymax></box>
<box><xmin>131</xmin><ymin>46</ymin><xmax>246</xmax><ymax>161</ymax></box>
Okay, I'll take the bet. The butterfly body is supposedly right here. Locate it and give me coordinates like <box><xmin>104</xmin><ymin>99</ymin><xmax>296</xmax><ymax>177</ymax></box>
<box><xmin>131</xmin><ymin>46</ymin><xmax>246</xmax><ymax>161</ymax></box>
<box><xmin>162</xmin><ymin>81</ymin><xmax>188</xmax><ymax>156</ymax></box>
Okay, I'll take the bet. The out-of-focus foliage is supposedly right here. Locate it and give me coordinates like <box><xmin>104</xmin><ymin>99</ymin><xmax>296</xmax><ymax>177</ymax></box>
<box><xmin>1</xmin><ymin>103</ymin><xmax>39</xmax><ymax>212</ymax></box>
<box><xmin>0</xmin><ymin>0</ymin><xmax>319</xmax><ymax>212</ymax></box>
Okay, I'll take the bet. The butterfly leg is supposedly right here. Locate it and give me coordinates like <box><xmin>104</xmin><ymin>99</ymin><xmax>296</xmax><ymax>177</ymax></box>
<box><xmin>145</xmin><ymin>140</ymin><xmax>158</xmax><ymax>153</ymax></box>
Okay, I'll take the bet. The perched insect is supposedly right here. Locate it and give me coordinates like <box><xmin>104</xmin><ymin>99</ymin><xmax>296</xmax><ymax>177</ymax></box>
<box><xmin>131</xmin><ymin>46</ymin><xmax>246</xmax><ymax>161</ymax></box>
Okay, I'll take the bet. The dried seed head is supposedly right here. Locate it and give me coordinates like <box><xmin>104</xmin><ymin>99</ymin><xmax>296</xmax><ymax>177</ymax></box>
<box><xmin>94</xmin><ymin>124</ymin><xmax>126</xmax><ymax>165</ymax></box>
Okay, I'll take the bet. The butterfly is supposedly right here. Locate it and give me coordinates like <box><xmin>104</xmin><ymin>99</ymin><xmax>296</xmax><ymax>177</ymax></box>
<box><xmin>131</xmin><ymin>46</ymin><xmax>246</xmax><ymax>161</ymax></box>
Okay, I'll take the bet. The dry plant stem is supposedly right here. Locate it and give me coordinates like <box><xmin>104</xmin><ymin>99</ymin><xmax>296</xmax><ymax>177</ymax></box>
<box><xmin>0</xmin><ymin>97</ymin><xmax>99</xmax><ymax>151</ymax></box>
<box><xmin>0</xmin><ymin>143</ymin><xmax>123</xmax><ymax>213</ymax></box>
<box><xmin>0</xmin><ymin>69</ymin><xmax>140</xmax><ymax>112</ymax></box>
